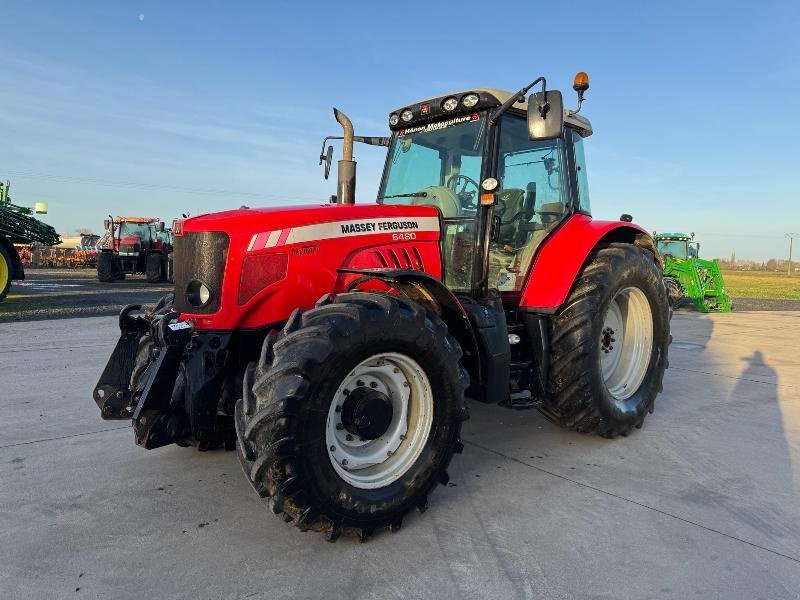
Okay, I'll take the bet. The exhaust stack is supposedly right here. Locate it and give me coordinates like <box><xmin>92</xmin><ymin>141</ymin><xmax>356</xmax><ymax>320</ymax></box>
<box><xmin>333</xmin><ymin>108</ymin><xmax>356</xmax><ymax>204</ymax></box>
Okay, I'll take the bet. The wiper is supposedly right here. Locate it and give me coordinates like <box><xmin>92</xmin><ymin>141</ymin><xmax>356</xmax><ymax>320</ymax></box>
<box><xmin>377</xmin><ymin>191</ymin><xmax>428</xmax><ymax>200</ymax></box>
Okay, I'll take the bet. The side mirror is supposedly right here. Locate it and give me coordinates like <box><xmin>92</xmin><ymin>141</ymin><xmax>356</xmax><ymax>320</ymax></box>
<box><xmin>527</xmin><ymin>90</ymin><xmax>563</xmax><ymax>140</ymax></box>
<box><xmin>320</xmin><ymin>145</ymin><xmax>334</xmax><ymax>180</ymax></box>
<box><xmin>103</xmin><ymin>219</ymin><xmax>111</xmax><ymax>231</ymax></box>
<box><xmin>158</xmin><ymin>221</ymin><xmax>166</xmax><ymax>232</ymax></box>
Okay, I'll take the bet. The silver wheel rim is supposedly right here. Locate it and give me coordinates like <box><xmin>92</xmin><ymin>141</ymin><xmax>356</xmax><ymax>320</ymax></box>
<box><xmin>326</xmin><ymin>352</ymin><xmax>434</xmax><ymax>489</ymax></box>
<box><xmin>600</xmin><ymin>286</ymin><xmax>654</xmax><ymax>401</ymax></box>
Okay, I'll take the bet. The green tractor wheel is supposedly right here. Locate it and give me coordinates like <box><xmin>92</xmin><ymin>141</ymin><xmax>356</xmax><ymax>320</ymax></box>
<box><xmin>0</xmin><ymin>243</ymin><xmax>12</xmax><ymax>302</ymax></box>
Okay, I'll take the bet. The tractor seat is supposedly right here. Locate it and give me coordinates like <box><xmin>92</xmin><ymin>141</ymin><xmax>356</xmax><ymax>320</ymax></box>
<box><xmin>495</xmin><ymin>188</ymin><xmax>526</xmax><ymax>246</ymax></box>
<box><xmin>412</xmin><ymin>186</ymin><xmax>461</xmax><ymax>218</ymax></box>
<box><xmin>537</xmin><ymin>202</ymin><xmax>565</xmax><ymax>227</ymax></box>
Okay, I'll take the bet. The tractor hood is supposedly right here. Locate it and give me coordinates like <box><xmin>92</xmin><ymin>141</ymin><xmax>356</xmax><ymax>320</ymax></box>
<box><xmin>173</xmin><ymin>202</ymin><xmax>443</xmax><ymax>330</ymax></box>
<box><xmin>181</xmin><ymin>203</ymin><xmax>439</xmax><ymax>237</ymax></box>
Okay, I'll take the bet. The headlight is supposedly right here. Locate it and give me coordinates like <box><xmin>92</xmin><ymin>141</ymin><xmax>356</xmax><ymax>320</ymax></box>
<box><xmin>401</xmin><ymin>109</ymin><xmax>413</xmax><ymax>122</ymax></box>
<box><xmin>389</xmin><ymin>113</ymin><xmax>399</xmax><ymax>126</ymax></box>
<box><xmin>442</xmin><ymin>97</ymin><xmax>458</xmax><ymax>111</ymax></box>
<box><xmin>462</xmin><ymin>93</ymin><xmax>479</xmax><ymax>108</ymax></box>
<box><xmin>186</xmin><ymin>279</ymin><xmax>212</xmax><ymax>307</ymax></box>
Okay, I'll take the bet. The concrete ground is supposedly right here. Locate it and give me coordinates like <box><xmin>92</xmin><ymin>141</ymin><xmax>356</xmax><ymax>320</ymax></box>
<box><xmin>1</xmin><ymin>311</ymin><xmax>798</xmax><ymax>599</ymax></box>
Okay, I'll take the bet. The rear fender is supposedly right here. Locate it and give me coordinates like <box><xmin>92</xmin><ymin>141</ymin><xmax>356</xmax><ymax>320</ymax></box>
<box><xmin>517</xmin><ymin>215</ymin><xmax>654</xmax><ymax>313</ymax></box>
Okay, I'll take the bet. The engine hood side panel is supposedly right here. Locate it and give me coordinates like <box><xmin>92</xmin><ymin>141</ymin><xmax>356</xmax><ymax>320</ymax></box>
<box><xmin>178</xmin><ymin>204</ymin><xmax>443</xmax><ymax>330</ymax></box>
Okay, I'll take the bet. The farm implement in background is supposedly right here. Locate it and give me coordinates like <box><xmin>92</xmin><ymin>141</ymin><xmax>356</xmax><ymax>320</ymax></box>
<box><xmin>0</xmin><ymin>179</ymin><xmax>61</xmax><ymax>302</ymax></box>
<box><xmin>655</xmin><ymin>231</ymin><xmax>732</xmax><ymax>312</ymax></box>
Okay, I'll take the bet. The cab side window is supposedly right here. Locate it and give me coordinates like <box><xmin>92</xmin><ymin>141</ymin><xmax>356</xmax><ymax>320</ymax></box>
<box><xmin>487</xmin><ymin>115</ymin><xmax>569</xmax><ymax>292</ymax></box>
<box><xmin>572</xmin><ymin>129</ymin><xmax>591</xmax><ymax>214</ymax></box>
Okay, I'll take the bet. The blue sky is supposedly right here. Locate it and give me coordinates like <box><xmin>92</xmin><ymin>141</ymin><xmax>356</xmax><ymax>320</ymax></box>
<box><xmin>1</xmin><ymin>0</ymin><xmax>798</xmax><ymax>261</ymax></box>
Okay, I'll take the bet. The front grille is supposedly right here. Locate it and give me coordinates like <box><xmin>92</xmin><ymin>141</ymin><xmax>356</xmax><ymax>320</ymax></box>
<box><xmin>172</xmin><ymin>232</ymin><xmax>229</xmax><ymax>314</ymax></box>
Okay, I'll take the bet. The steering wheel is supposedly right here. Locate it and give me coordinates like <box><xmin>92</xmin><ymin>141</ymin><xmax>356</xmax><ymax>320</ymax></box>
<box><xmin>446</xmin><ymin>174</ymin><xmax>480</xmax><ymax>211</ymax></box>
<box><xmin>447</xmin><ymin>174</ymin><xmax>480</xmax><ymax>196</ymax></box>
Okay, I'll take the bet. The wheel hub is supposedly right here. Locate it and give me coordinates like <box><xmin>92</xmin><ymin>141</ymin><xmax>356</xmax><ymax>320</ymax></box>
<box><xmin>600</xmin><ymin>286</ymin><xmax>654</xmax><ymax>401</ymax></box>
<box><xmin>326</xmin><ymin>353</ymin><xmax>434</xmax><ymax>489</ymax></box>
<box><xmin>340</xmin><ymin>387</ymin><xmax>394</xmax><ymax>440</ymax></box>
<box><xmin>601</xmin><ymin>326</ymin><xmax>616</xmax><ymax>354</ymax></box>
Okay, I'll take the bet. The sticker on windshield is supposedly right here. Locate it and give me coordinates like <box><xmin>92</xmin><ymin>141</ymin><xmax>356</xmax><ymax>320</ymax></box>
<box><xmin>398</xmin><ymin>113</ymin><xmax>479</xmax><ymax>137</ymax></box>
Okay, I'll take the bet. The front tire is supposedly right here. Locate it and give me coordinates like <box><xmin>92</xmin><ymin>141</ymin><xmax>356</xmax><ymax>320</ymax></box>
<box><xmin>540</xmin><ymin>243</ymin><xmax>669</xmax><ymax>438</ymax></box>
<box><xmin>664</xmin><ymin>276</ymin><xmax>685</xmax><ymax>308</ymax></box>
<box><xmin>145</xmin><ymin>253</ymin><xmax>164</xmax><ymax>283</ymax></box>
<box><xmin>97</xmin><ymin>252</ymin><xmax>115</xmax><ymax>282</ymax></box>
<box><xmin>236</xmin><ymin>293</ymin><xmax>468</xmax><ymax>541</ymax></box>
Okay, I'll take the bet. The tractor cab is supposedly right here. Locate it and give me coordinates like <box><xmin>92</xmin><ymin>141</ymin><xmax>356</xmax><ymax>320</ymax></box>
<box><xmin>655</xmin><ymin>232</ymin><xmax>699</xmax><ymax>260</ymax></box>
<box><xmin>378</xmin><ymin>84</ymin><xmax>593</xmax><ymax>296</ymax></box>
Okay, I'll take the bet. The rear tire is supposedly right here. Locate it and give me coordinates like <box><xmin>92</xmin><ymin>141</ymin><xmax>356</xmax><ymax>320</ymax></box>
<box><xmin>539</xmin><ymin>243</ymin><xmax>669</xmax><ymax>438</ymax></box>
<box><xmin>0</xmin><ymin>243</ymin><xmax>12</xmax><ymax>302</ymax></box>
<box><xmin>97</xmin><ymin>252</ymin><xmax>115</xmax><ymax>282</ymax></box>
<box><xmin>145</xmin><ymin>253</ymin><xmax>163</xmax><ymax>283</ymax></box>
<box><xmin>664</xmin><ymin>276</ymin><xmax>684</xmax><ymax>308</ymax></box>
<box><xmin>236</xmin><ymin>292</ymin><xmax>468</xmax><ymax>541</ymax></box>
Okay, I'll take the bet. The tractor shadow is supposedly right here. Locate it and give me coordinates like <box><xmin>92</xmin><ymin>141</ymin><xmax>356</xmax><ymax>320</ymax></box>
<box><xmin>458</xmin><ymin>315</ymin><xmax>800</xmax><ymax>558</ymax></box>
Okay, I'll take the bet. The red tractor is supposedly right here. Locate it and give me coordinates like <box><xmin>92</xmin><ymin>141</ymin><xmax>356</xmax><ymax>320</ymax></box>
<box><xmin>97</xmin><ymin>216</ymin><xmax>173</xmax><ymax>283</ymax></box>
<box><xmin>94</xmin><ymin>73</ymin><xmax>669</xmax><ymax>541</ymax></box>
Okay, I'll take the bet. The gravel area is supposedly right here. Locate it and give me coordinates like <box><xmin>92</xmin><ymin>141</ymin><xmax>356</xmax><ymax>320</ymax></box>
<box><xmin>0</xmin><ymin>268</ymin><xmax>171</xmax><ymax>322</ymax></box>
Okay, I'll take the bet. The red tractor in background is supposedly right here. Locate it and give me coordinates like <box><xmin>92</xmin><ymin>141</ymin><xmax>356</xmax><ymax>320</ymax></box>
<box><xmin>94</xmin><ymin>72</ymin><xmax>670</xmax><ymax>542</ymax></box>
<box><xmin>97</xmin><ymin>216</ymin><xmax>173</xmax><ymax>283</ymax></box>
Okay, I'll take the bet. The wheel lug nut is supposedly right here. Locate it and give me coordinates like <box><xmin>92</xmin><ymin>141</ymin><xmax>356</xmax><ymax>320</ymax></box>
<box><xmin>336</xmin><ymin>423</ymin><xmax>344</xmax><ymax>430</ymax></box>
<box><xmin>393</xmin><ymin>368</ymin><xmax>400</xmax><ymax>374</ymax></box>
<box><xmin>369</xmin><ymin>382</ymin><xmax>378</xmax><ymax>388</ymax></box>
<box><xmin>403</xmin><ymin>382</ymin><xmax>409</xmax><ymax>388</ymax></box>
<box><xmin>346</xmin><ymin>434</ymin><xmax>353</xmax><ymax>441</ymax></box>
<box><xmin>330</xmin><ymin>445</ymin><xmax>336</xmax><ymax>451</ymax></box>
<box><xmin>341</xmin><ymin>459</ymin><xmax>348</xmax><ymax>466</ymax></box>
<box><xmin>335</xmin><ymin>405</ymin><xmax>342</xmax><ymax>412</ymax></box>
<box><xmin>387</xmin><ymin>450</ymin><xmax>393</xmax><ymax>457</ymax></box>
<box><xmin>356</xmin><ymin>380</ymin><xmax>365</xmax><ymax>387</ymax></box>
<box><xmin>343</xmin><ymin>389</ymin><xmax>350</xmax><ymax>396</ymax></box>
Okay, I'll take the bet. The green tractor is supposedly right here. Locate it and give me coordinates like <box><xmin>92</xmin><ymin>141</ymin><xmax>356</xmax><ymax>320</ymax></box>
<box><xmin>654</xmin><ymin>231</ymin><xmax>732</xmax><ymax>312</ymax></box>
<box><xmin>0</xmin><ymin>180</ymin><xmax>61</xmax><ymax>302</ymax></box>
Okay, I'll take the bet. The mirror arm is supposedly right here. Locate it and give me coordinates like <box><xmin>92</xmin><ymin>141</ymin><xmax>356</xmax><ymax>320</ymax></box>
<box><xmin>319</xmin><ymin>136</ymin><xmax>342</xmax><ymax>164</ymax></box>
<box><xmin>490</xmin><ymin>77</ymin><xmax>546</xmax><ymax>125</ymax></box>
<box><xmin>319</xmin><ymin>135</ymin><xmax>390</xmax><ymax>158</ymax></box>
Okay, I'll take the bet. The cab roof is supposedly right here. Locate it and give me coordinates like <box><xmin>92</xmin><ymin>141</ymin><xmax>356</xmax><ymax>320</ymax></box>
<box><xmin>655</xmin><ymin>232</ymin><xmax>691</xmax><ymax>241</ymax></box>
<box><xmin>390</xmin><ymin>87</ymin><xmax>592</xmax><ymax>137</ymax></box>
<box><xmin>114</xmin><ymin>217</ymin><xmax>159</xmax><ymax>224</ymax></box>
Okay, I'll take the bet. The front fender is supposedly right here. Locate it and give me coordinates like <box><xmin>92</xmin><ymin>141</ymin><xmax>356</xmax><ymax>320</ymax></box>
<box><xmin>337</xmin><ymin>268</ymin><xmax>482</xmax><ymax>388</ymax></box>
<box><xmin>518</xmin><ymin>215</ymin><xmax>652</xmax><ymax>313</ymax></box>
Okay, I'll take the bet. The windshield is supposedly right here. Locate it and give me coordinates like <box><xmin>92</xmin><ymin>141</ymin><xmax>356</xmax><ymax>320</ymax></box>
<box><xmin>657</xmin><ymin>240</ymin><xmax>688</xmax><ymax>259</ymax></box>
<box><xmin>378</xmin><ymin>112</ymin><xmax>486</xmax><ymax>218</ymax></box>
<box><xmin>118</xmin><ymin>222</ymin><xmax>152</xmax><ymax>240</ymax></box>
